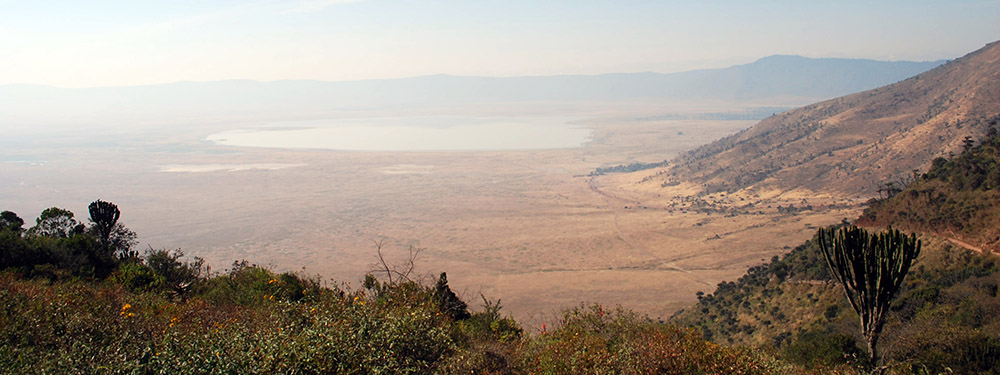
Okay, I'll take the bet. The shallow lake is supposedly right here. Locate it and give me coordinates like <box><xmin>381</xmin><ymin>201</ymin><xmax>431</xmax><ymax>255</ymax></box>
<box><xmin>205</xmin><ymin>117</ymin><xmax>590</xmax><ymax>151</ymax></box>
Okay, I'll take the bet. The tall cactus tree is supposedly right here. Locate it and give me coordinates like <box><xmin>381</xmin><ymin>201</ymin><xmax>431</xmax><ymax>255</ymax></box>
<box><xmin>88</xmin><ymin>199</ymin><xmax>120</xmax><ymax>248</ymax></box>
<box><xmin>818</xmin><ymin>225</ymin><xmax>920</xmax><ymax>366</ymax></box>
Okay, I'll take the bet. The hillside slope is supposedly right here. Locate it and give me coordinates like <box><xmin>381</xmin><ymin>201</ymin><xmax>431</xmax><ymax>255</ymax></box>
<box><xmin>857</xmin><ymin>128</ymin><xmax>1000</xmax><ymax>253</ymax></box>
<box><xmin>672</xmin><ymin>131</ymin><xmax>1000</xmax><ymax>372</ymax></box>
<box><xmin>647</xmin><ymin>41</ymin><xmax>1000</xmax><ymax>196</ymax></box>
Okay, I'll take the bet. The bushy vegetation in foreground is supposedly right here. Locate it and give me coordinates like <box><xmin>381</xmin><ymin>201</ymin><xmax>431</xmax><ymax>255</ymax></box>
<box><xmin>4</xmin><ymin>129</ymin><xmax>998</xmax><ymax>374</ymax></box>
<box><xmin>0</xmin><ymin>203</ymin><xmax>784</xmax><ymax>374</ymax></box>
<box><xmin>0</xmin><ymin>262</ymin><xmax>784</xmax><ymax>374</ymax></box>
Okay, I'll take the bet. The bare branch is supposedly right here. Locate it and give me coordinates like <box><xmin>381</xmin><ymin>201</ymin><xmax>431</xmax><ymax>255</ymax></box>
<box><xmin>394</xmin><ymin>245</ymin><xmax>423</xmax><ymax>281</ymax></box>
<box><xmin>373</xmin><ymin>238</ymin><xmax>392</xmax><ymax>284</ymax></box>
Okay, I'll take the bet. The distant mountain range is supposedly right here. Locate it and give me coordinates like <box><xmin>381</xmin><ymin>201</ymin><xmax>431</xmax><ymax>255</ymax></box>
<box><xmin>0</xmin><ymin>55</ymin><xmax>943</xmax><ymax>127</ymax></box>
<box><xmin>649</xmin><ymin>41</ymin><xmax>1000</xmax><ymax>195</ymax></box>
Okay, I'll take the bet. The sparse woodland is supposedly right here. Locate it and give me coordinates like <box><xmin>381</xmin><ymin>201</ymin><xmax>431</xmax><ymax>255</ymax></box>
<box><xmin>673</xmin><ymin>130</ymin><xmax>1000</xmax><ymax>374</ymax></box>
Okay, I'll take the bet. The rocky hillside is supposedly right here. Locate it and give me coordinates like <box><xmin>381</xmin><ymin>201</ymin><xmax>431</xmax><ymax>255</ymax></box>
<box><xmin>648</xmin><ymin>41</ymin><xmax>1000</xmax><ymax>196</ymax></box>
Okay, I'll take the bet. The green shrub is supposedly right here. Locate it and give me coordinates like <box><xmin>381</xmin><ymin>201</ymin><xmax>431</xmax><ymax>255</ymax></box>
<box><xmin>112</xmin><ymin>262</ymin><xmax>164</xmax><ymax>292</ymax></box>
<box><xmin>782</xmin><ymin>331</ymin><xmax>863</xmax><ymax>369</ymax></box>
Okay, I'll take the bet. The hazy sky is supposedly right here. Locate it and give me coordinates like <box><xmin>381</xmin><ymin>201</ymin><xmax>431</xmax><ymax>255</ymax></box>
<box><xmin>2</xmin><ymin>0</ymin><xmax>998</xmax><ymax>88</ymax></box>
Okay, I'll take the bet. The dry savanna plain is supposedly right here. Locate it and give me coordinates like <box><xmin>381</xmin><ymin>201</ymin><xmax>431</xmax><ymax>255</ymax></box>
<box><xmin>1</xmin><ymin>102</ymin><xmax>866</xmax><ymax>325</ymax></box>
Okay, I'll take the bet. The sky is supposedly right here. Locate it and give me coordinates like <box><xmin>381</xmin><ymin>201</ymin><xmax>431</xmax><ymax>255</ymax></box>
<box><xmin>1</xmin><ymin>0</ymin><xmax>998</xmax><ymax>88</ymax></box>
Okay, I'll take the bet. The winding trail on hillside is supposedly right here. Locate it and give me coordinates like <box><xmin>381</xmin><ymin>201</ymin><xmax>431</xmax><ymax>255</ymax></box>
<box><xmin>938</xmin><ymin>233</ymin><xmax>986</xmax><ymax>254</ymax></box>
<box><xmin>588</xmin><ymin>176</ymin><xmax>711</xmax><ymax>286</ymax></box>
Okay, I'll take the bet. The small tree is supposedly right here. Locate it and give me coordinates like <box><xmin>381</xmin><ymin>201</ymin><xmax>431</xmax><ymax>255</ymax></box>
<box><xmin>433</xmin><ymin>272</ymin><xmax>470</xmax><ymax>321</ymax></box>
<box><xmin>818</xmin><ymin>225</ymin><xmax>920</xmax><ymax>366</ymax></box>
<box><xmin>28</xmin><ymin>207</ymin><xmax>83</xmax><ymax>238</ymax></box>
<box><xmin>145</xmin><ymin>248</ymin><xmax>205</xmax><ymax>301</ymax></box>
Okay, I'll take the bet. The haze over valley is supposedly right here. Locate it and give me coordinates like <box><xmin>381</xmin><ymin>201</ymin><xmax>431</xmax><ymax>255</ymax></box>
<box><xmin>2</xmin><ymin>0</ymin><xmax>998</xmax><ymax>322</ymax></box>
<box><xmin>8</xmin><ymin>3</ymin><xmax>1000</xmax><ymax>372</ymax></box>
<box><xmin>1</xmin><ymin>53</ymin><xmax>953</xmax><ymax>319</ymax></box>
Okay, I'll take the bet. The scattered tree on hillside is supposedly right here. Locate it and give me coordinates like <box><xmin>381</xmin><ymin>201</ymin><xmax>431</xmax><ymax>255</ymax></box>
<box><xmin>818</xmin><ymin>225</ymin><xmax>920</xmax><ymax>367</ymax></box>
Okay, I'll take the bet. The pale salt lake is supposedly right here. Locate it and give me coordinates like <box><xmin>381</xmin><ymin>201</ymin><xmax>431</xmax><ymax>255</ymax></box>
<box><xmin>205</xmin><ymin>117</ymin><xmax>590</xmax><ymax>151</ymax></box>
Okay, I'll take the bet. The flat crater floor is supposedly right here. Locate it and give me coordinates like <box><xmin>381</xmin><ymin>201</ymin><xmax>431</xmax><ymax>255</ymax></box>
<box><xmin>1</xmin><ymin>104</ymin><xmax>864</xmax><ymax>325</ymax></box>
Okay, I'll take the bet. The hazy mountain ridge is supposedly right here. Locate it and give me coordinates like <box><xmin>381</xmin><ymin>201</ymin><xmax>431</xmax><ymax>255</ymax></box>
<box><xmin>652</xmin><ymin>41</ymin><xmax>1000</xmax><ymax>195</ymax></box>
<box><xmin>0</xmin><ymin>55</ymin><xmax>942</xmax><ymax>127</ymax></box>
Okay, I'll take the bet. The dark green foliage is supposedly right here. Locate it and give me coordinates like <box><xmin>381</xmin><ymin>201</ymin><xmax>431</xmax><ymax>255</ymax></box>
<box><xmin>0</xmin><ymin>230</ymin><xmax>34</xmax><ymax>271</ymax></box>
<box><xmin>0</xmin><ymin>202</ymin><xmax>136</xmax><ymax>279</ymax></box>
<box><xmin>43</xmin><ymin>233</ymin><xmax>117</xmax><ymax>278</ymax></box>
<box><xmin>112</xmin><ymin>262</ymin><xmax>164</xmax><ymax>292</ymax></box>
<box><xmin>886</xmin><ymin>324</ymin><xmax>1000</xmax><ymax>374</ymax></box>
<box><xmin>199</xmin><ymin>260</ymin><xmax>282</xmax><ymax>305</ymax></box>
<box><xmin>590</xmin><ymin>160</ymin><xmax>669</xmax><ymax>176</ymax></box>
<box><xmin>924</xmin><ymin>128</ymin><xmax>1000</xmax><ymax>191</ymax></box>
<box><xmin>877</xmin><ymin>248</ymin><xmax>1000</xmax><ymax>373</ymax></box>
<box><xmin>0</xmin><ymin>211</ymin><xmax>24</xmax><ymax>233</ymax></box>
<box><xmin>823</xmin><ymin>304</ymin><xmax>840</xmax><ymax>320</ymax></box>
<box><xmin>442</xmin><ymin>295</ymin><xmax>524</xmax><ymax>374</ymax></box>
<box><xmin>455</xmin><ymin>295</ymin><xmax>523</xmax><ymax>344</ymax></box>
<box><xmin>818</xmin><ymin>226</ymin><xmax>920</xmax><ymax>365</ymax></box>
<box><xmin>434</xmin><ymin>272</ymin><xmax>470</xmax><ymax>321</ymax></box>
<box><xmin>782</xmin><ymin>331</ymin><xmax>863</xmax><ymax>369</ymax></box>
<box><xmin>144</xmin><ymin>248</ymin><xmax>205</xmax><ymax>300</ymax></box>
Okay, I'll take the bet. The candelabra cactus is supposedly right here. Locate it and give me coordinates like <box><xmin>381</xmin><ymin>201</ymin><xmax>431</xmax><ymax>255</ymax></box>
<box><xmin>88</xmin><ymin>199</ymin><xmax>120</xmax><ymax>248</ymax></box>
<box><xmin>818</xmin><ymin>225</ymin><xmax>921</xmax><ymax>366</ymax></box>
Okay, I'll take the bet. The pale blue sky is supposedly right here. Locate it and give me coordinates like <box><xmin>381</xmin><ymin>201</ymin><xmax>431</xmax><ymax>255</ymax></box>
<box><xmin>1</xmin><ymin>0</ymin><xmax>998</xmax><ymax>87</ymax></box>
